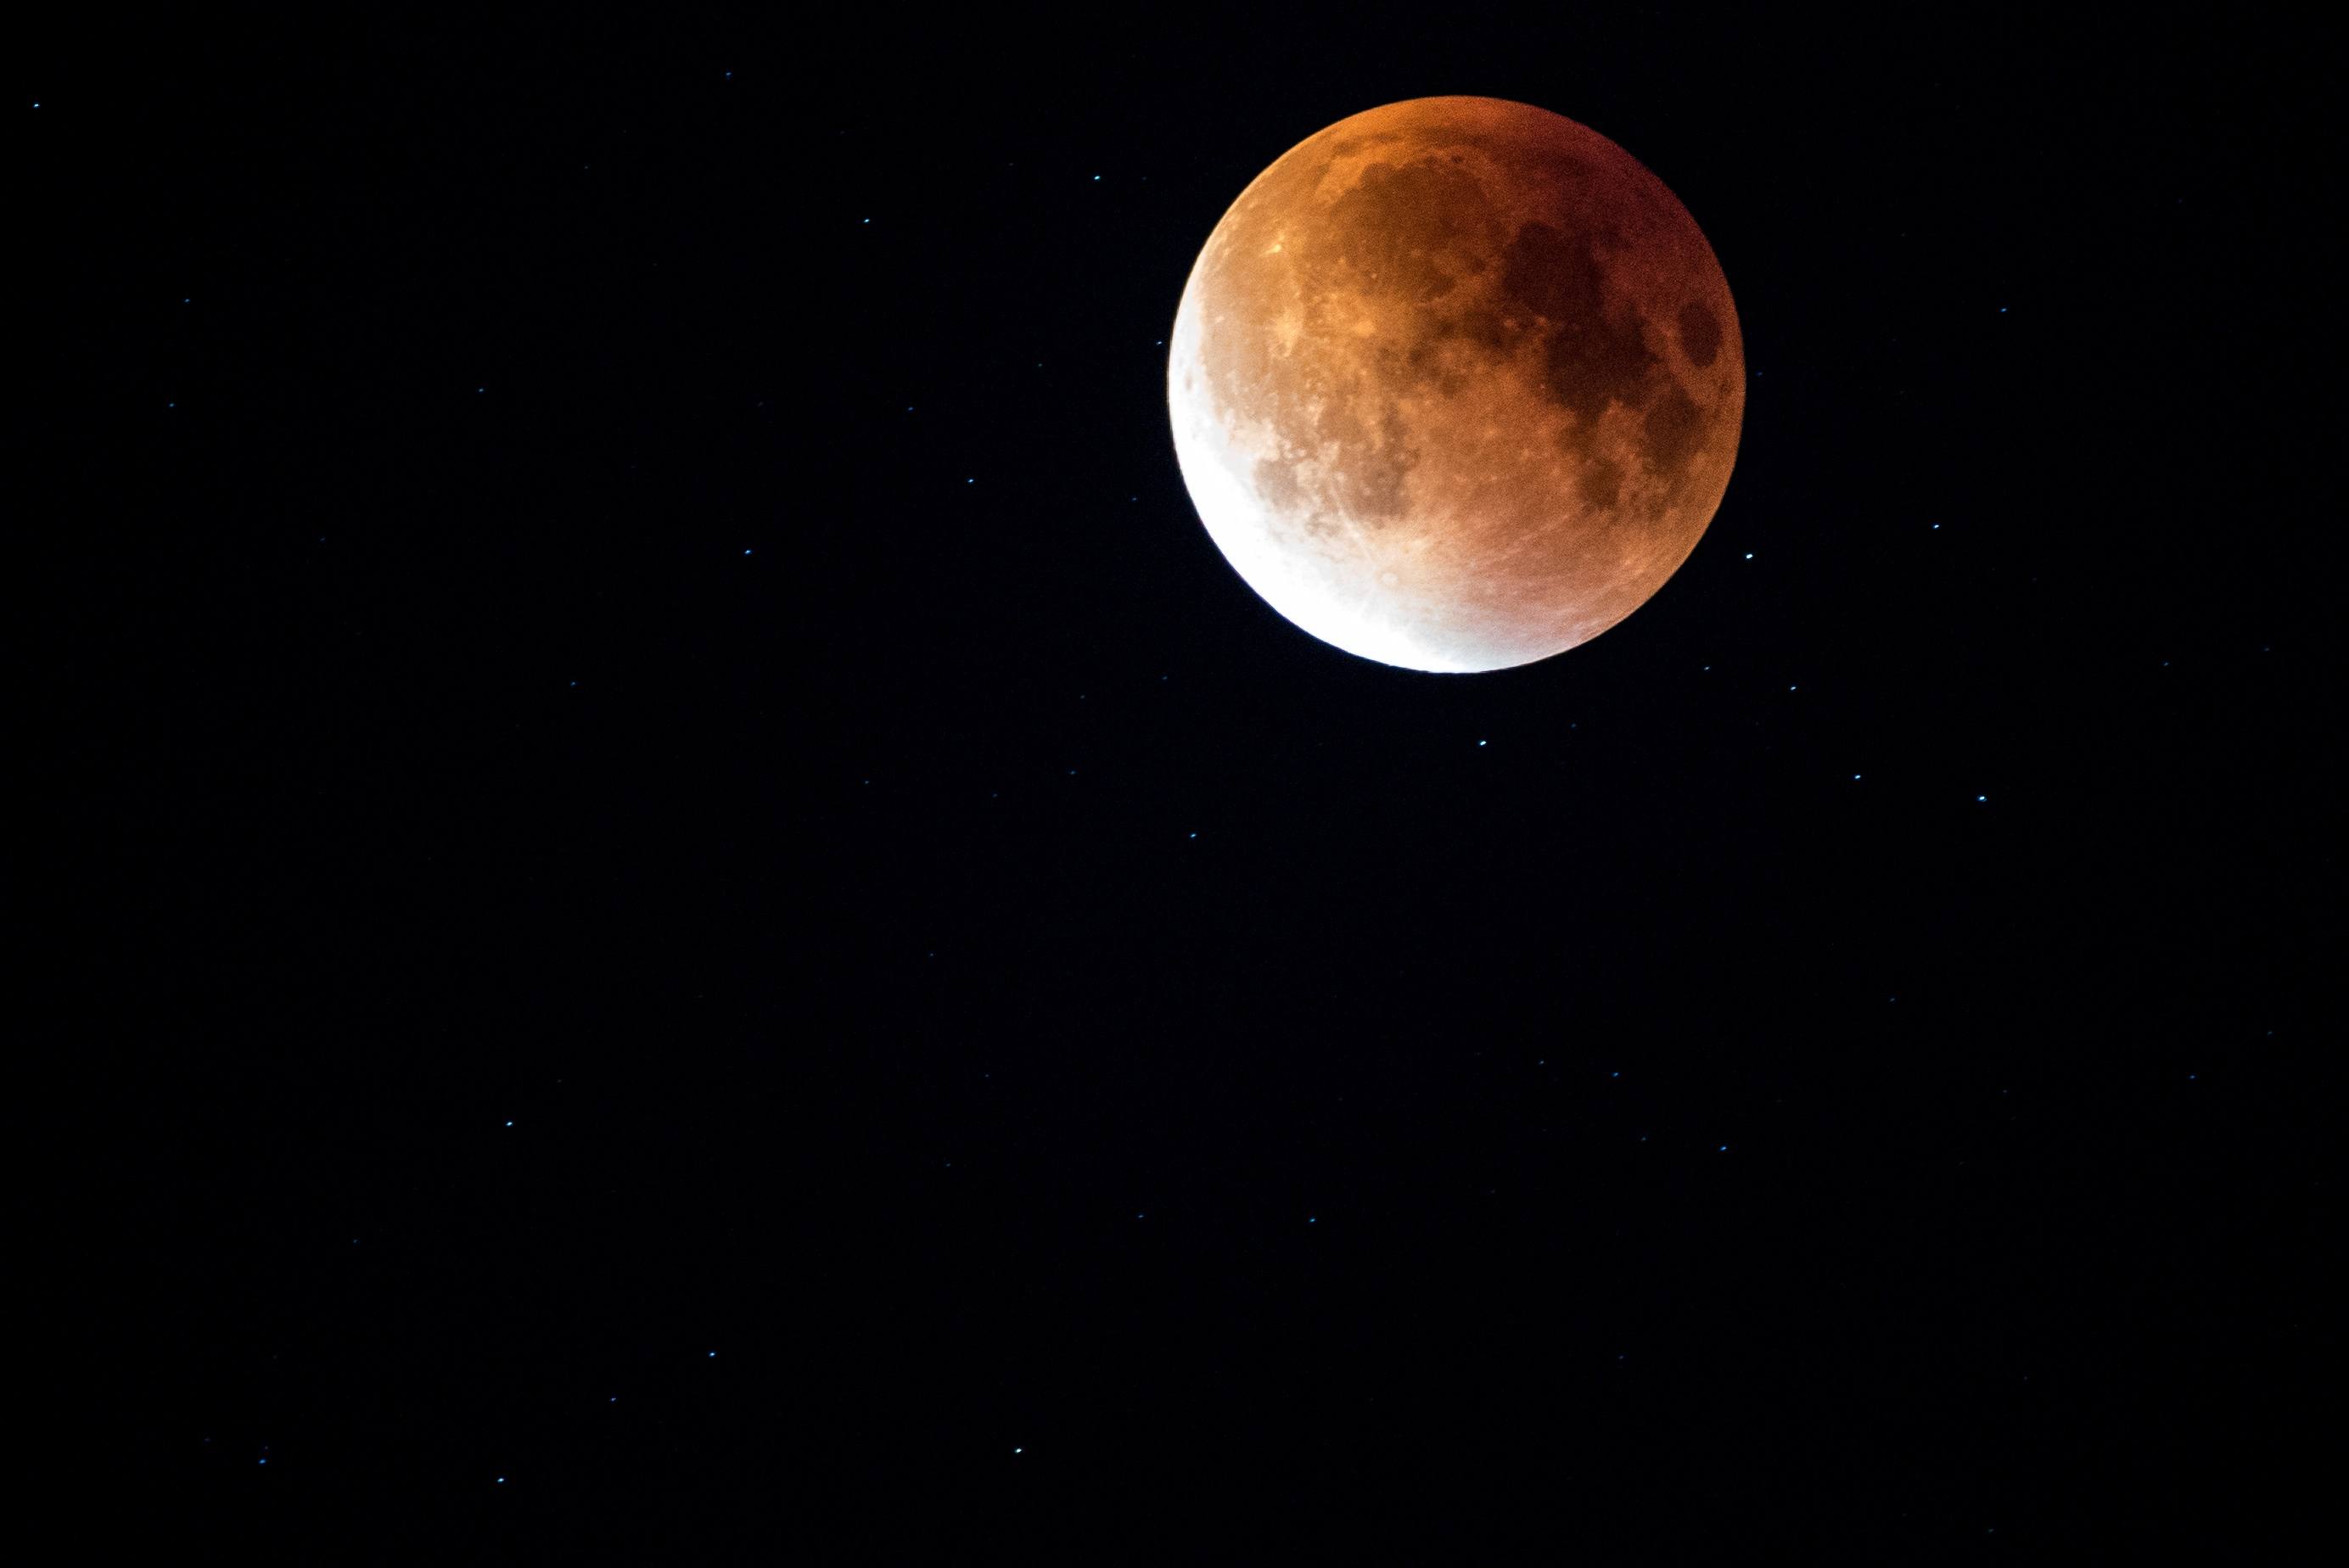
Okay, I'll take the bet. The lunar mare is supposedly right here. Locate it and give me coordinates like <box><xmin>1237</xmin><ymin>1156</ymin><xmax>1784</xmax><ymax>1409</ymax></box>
<box><xmin>1168</xmin><ymin>97</ymin><xmax>1743</xmax><ymax>672</ymax></box>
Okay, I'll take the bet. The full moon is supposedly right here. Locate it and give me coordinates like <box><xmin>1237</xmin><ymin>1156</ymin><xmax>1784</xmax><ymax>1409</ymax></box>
<box><xmin>1168</xmin><ymin>97</ymin><xmax>1743</xmax><ymax>672</ymax></box>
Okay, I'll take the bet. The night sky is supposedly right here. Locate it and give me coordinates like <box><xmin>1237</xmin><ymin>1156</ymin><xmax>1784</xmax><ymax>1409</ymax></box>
<box><xmin>39</xmin><ymin>10</ymin><xmax>2334</xmax><ymax>1560</ymax></box>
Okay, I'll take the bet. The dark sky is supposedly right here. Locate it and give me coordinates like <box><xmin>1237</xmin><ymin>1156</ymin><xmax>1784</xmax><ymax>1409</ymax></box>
<box><xmin>39</xmin><ymin>9</ymin><xmax>2334</xmax><ymax>1560</ymax></box>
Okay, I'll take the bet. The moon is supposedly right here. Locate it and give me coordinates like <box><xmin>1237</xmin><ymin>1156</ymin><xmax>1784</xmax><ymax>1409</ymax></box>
<box><xmin>1167</xmin><ymin>97</ymin><xmax>1743</xmax><ymax>672</ymax></box>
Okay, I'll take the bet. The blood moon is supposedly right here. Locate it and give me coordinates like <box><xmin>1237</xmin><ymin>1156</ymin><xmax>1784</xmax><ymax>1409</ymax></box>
<box><xmin>1167</xmin><ymin>97</ymin><xmax>1742</xmax><ymax>672</ymax></box>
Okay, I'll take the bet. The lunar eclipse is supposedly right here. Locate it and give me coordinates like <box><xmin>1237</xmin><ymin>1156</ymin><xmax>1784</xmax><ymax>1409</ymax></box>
<box><xmin>1169</xmin><ymin>96</ymin><xmax>1744</xmax><ymax>672</ymax></box>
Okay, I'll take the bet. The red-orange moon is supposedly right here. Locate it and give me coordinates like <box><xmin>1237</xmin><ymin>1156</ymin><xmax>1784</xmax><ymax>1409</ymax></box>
<box><xmin>1168</xmin><ymin>97</ymin><xmax>1743</xmax><ymax>672</ymax></box>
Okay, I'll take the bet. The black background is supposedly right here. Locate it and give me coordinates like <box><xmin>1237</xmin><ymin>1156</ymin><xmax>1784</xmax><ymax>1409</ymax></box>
<box><xmin>33</xmin><ymin>8</ymin><xmax>2335</xmax><ymax>1560</ymax></box>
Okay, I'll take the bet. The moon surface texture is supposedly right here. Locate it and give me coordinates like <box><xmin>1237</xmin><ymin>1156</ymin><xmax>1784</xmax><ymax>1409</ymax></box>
<box><xmin>1168</xmin><ymin>97</ymin><xmax>1743</xmax><ymax>672</ymax></box>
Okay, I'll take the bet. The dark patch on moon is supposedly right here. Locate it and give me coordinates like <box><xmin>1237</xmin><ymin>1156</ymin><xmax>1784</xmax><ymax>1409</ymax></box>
<box><xmin>1578</xmin><ymin>456</ymin><xmax>1625</xmax><ymax>510</ymax></box>
<box><xmin>1677</xmin><ymin>301</ymin><xmax>1722</xmax><ymax>368</ymax></box>
<box><xmin>1500</xmin><ymin>221</ymin><xmax>1604</xmax><ymax>339</ymax></box>
<box><xmin>1501</xmin><ymin>220</ymin><xmax>1660</xmax><ymax>429</ymax></box>
<box><xmin>1322</xmin><ymin>158</ymin><xmax>1501</xmax><ymax>305</ymax></box>
<box><xmin>1641</xmin><ymin>384</ymin><xmax>1705</xmax><ymax>478</ymax></box>
<box><xmin>1432</xmin><ymin>300</ymin><xmax>1513</xmax><ymax>361</ymax></box>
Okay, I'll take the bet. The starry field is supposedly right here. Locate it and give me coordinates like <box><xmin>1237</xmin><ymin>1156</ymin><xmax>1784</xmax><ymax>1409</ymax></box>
<box><xmin>32</xmin><ymin>8</ymin><xmax>2335</xmax><ymax>1560</ymax></box>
